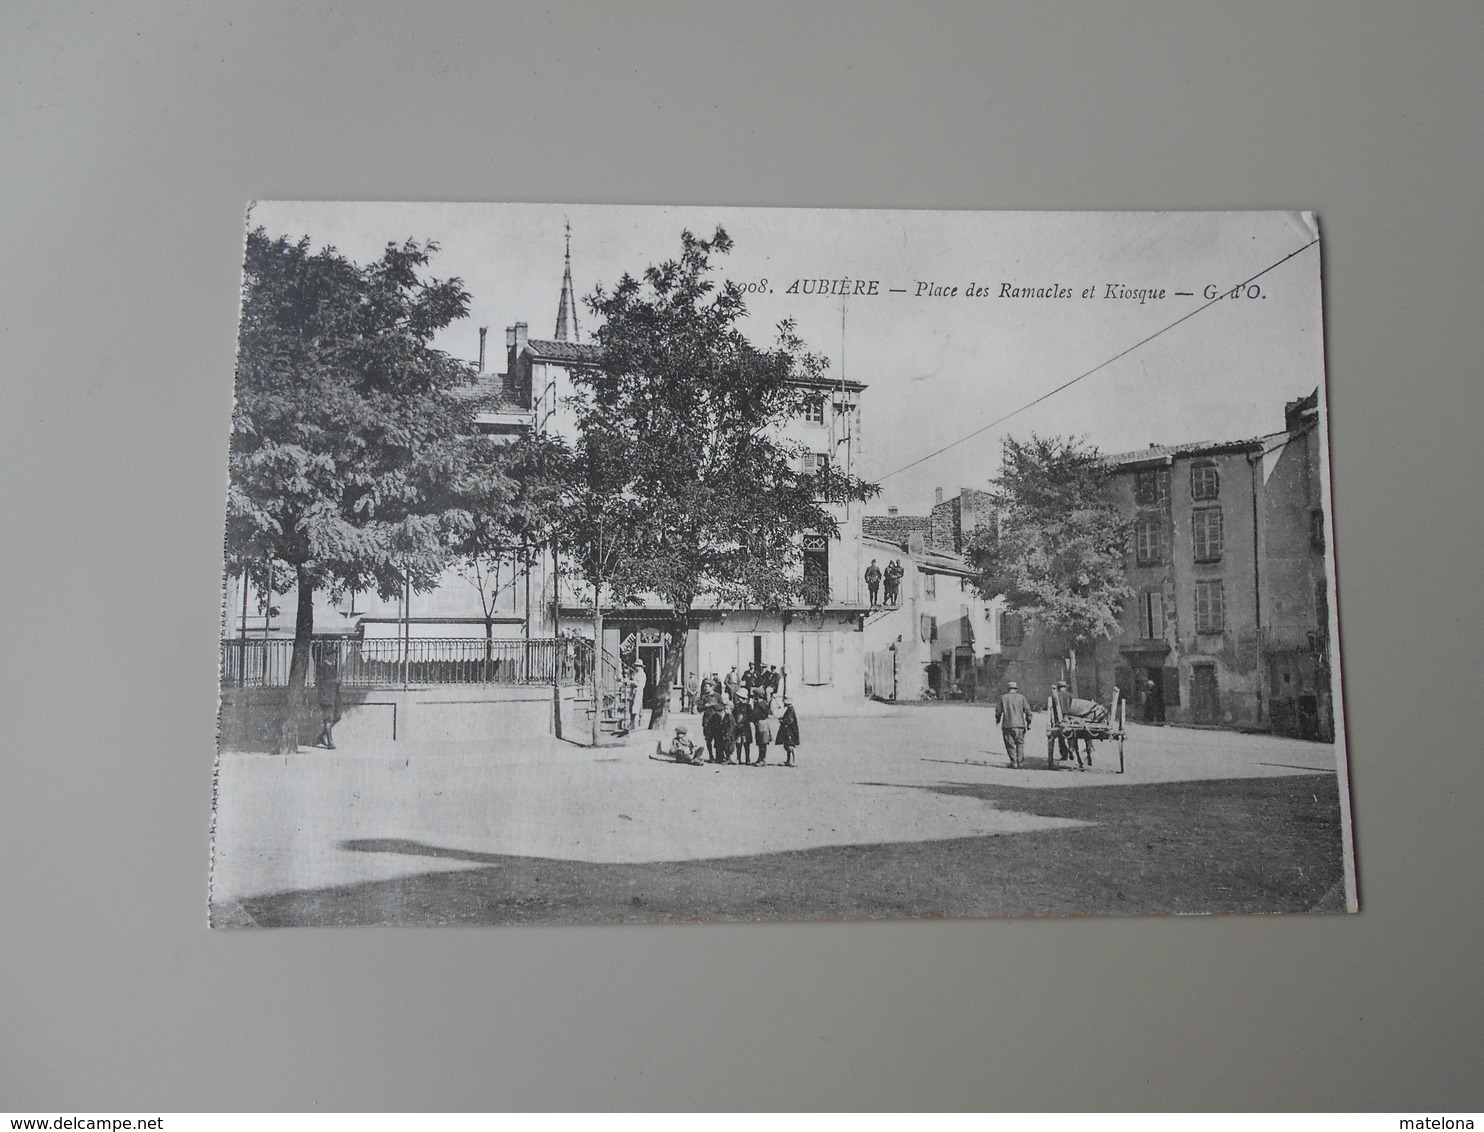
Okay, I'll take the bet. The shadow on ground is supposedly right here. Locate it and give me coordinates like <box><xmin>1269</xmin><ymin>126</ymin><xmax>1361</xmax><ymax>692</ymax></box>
<box><xmin>220</xmin><ymin>773</ymin><xmax>1345</xmax><ymax>926</ymax></box>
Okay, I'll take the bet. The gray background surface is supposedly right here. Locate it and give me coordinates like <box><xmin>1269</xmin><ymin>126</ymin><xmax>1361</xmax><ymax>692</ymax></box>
<box><xmin>2</xmin><ymin>1</ymin><xmax>1480</xmax><ymax>1111</ymax></box>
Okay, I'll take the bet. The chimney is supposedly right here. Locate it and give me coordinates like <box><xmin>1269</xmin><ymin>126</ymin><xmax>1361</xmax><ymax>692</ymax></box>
<box><xmin>478</xmin><ymin>327</ymin><xmax>487</xmax><ymax>373</ymax></box>
<box><xmin>934</xmin><ymin>487</ymin><xmax>944</xmax><ymax>505</ymax></box>
<box><xmin>506</xmin><ymin>322</ymin><xmax>529</xmax><ymax>379</ymax></box>
<box><xmin>887</xmin><ymin>505</ymin><xmax>899</xmax><ymax>516</ymax></box>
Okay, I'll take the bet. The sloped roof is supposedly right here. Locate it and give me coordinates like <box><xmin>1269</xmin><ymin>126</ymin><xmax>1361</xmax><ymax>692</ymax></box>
<box><xmin>1102</xmin><ymin>433</ymin><xmax>1282</xmax><ymax>469</ymax></box>
<box><xmin>862</xmin><ymin>514</ymin><xmax>932</xmax><ymax>548</ymax></box>
<box><xmin>449</xmin><ymin>376</ymin><xmax>529</xmax><ymax>415</ymax></box>
<box><xmin>526</xmin><ymin>339</ymin><xmax>602</xmax><ymax>365</ymax></box>
<box><xmin>862</xmin><ymin>533</ymin><xmax>975</xmax><ymax>578</ymax></box>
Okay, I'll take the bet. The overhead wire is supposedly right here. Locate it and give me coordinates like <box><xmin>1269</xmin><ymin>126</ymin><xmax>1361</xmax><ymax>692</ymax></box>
<box><xmin>877</xmin><ymin>237</ymin><xmax>1321</xmax><ymax>481</ymax></box>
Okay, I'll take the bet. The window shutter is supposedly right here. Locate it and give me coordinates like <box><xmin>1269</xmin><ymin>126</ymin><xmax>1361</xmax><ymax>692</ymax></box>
<box><xmin>800</xmin><ymin>635</ymin><xmax>831</xmax><ymax>686</ymax></box>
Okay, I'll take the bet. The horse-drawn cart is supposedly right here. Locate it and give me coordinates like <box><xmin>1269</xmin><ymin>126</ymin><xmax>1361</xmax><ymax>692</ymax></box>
<box><xmin>1046</xmin><ymin>689</ymin><xmax>1127</xmax><ymax>772</ymax></box>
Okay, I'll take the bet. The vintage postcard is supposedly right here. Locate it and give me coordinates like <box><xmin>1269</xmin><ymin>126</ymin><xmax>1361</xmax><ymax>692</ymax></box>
<box><xmin>211</xmin><ymin>204</ymin><xmax>1355</xmax><ymax>926</ymax></box>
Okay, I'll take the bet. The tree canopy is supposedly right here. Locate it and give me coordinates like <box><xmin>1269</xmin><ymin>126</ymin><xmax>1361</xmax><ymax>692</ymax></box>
<box><xmin>965</xmin><ymin>434</ymin><xmax>1132</xmax><ymax>673</ymax></box>
<box><xmin>227</xmin><ymin>229</ymin><xmax>482</xmax><ymax>748</ymax></box>
<box><xmin>562</xmin><ymin>226</ymin><xmax>877</xmax><ymax>724</ymax></box>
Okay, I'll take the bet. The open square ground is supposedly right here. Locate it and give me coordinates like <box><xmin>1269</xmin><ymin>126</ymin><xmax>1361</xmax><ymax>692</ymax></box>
<box><xmin>211</xmin><ymin>703</ymin><xmax>1346</xmax><ymax>925</ymax></box>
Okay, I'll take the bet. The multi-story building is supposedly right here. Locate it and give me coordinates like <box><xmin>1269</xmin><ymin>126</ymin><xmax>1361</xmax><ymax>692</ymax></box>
<box><xmin>223</xmin><ymin>233</ymin><xmax>876</xmax><ymax>718</ymax></box>
<box><xmin>861</xmin><ymin>488</ymin><xmax>1004</xmax><ymax>701</ymax></box>
<box><xmin>859</xmin><ymin>528</ymin><xmax>1003</xmax><ymax>702</ymax></box>
<box><xmin>991</xmin><ymin>391</ymin><xmax>1334</xmax><ymax>739</ymax></box>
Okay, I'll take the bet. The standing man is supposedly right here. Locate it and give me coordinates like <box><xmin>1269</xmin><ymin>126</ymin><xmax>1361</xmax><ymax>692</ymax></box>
<box><xmin>732</xmin><ymin>697</ymin><xmax>753</xmax><ymax>765</ymax></box>
<box><xmin>776</xmin><ymin>695</ymin><xmax>801</xmax><ymax>767</ymax></box>
<box><xmin>883</xmin><ymin>559</ymin><xmax>902</xmax><ymax>607</ymax></box>
<box><xmin>995</xmin><ymin>680</ymin><xmax>1033</xmax><ymax>770</ymax></box>
<box><xmin>751</xmin><ymin>687</ymin><xmax>775</xmax><ymax>765</ymax></box>
<box><xmin>724</xmin><ymin>666</ymin><xmax>740</xmax><ymax>704</ymax></box>
<box><xmin>1052</xmin><ymin>678</ymin><xmax>1074</xmax><ymax>762</ymax></box>
<box><xmin>684</xmin><ymin>669</ymin><xmax>699</xmax><ymax>714</ymax></box>
<box><xmin>630</xmin><ymin>662</ymin><xmax>648</xmax><ymax>731</ymax></box>
<box><xmin>313</xmin><ymin>643</ymin><xmax>342</xmax><ymax>750</ymax></box>
<box><xmin>865</xmin><ymin>559</ymin><xmax>882</xmax><ymax>606</ymax></box>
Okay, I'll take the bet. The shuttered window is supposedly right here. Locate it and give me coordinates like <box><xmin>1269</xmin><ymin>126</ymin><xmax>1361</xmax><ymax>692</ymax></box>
<box><xmin>800</xmin><ymin>634</ymin><xmax>833</xmax><ymax>686</ymax></box>
<box><xmin>1135</xmin><ymin>515</ymin><xmax>1164</xmax><ymax>566</ymax></box>
<box><xmin>1134</xmin><ymin>467</ymin><xmax>1171</xmax><ymax>506</ymax></box>
<box><xmin>1195</xmin><ymin>579</ymin><xmax>1225</xmax><ymax>634</ymax></box>
<box><xmin>1192</xmin><ymin>507</ymin><xmax>1224</xmax><ymax>563</ymax></box>
<box><xmin>1191</xmin><ymin>460</ymin><xmax>1220</xmax><ymax>501</ymax></box>
<box><xmin>1140</xmin><ymin>591</ymin><xmax>1165</xmax><ymax>639</ymax></box>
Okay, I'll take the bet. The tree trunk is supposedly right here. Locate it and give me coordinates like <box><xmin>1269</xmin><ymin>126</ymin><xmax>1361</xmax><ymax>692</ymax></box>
<box><xmin>279</xmin><ymin>564</ymin><xmax>314</xmax><ymax>754</ymax></box>
<box><xmin>1068</xmin><ymin>645</ymin><xmax>1079</xmax><ymax>698</ymax></box>
<box><xmin>647</xmin><ymin>617</ymin><xmax>687</xmax><ymax>732</ymax></box>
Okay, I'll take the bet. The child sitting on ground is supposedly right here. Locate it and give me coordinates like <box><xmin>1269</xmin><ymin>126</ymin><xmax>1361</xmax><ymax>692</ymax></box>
<box><xmin>657</xmin><ymin>726</ymin><xmax>703</xmax><ymax>765</ymax></box>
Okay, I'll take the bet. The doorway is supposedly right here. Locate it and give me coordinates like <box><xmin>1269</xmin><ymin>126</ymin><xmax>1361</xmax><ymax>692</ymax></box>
<box><xmin>1191</xmin><ymin>665</ymin><xmax>1219</xmax><ymax>723</ymax></box>
<box><xmin>636</xmin><ymin>627</ymin><xmax>666</xmax><ymax>710</ymax></box>
<box><xmin>1142</xmin><ymin>665</ymin><xmax>1166</xmax><ymax>723</ymax></box>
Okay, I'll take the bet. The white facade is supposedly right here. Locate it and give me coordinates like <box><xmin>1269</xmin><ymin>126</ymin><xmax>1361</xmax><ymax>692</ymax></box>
<box><xmin>224</xmin><ymin>267</ymin><xmax>877</xmax><ymax>718</ymax></box>
<box><xmin>861</xmin><ymin>535</ymin><xmax>1003</xmax><ymax>701</ymax></box>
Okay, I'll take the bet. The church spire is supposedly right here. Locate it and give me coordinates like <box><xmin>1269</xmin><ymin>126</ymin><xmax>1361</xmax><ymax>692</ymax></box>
<box><xmin>554</xmin><ymin>219</ymin><xmax>579</xmax><ymax>342</ymax></box>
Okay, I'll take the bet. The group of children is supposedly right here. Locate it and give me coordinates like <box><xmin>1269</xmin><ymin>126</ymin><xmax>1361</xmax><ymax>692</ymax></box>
<box><xmin>657</xmin><ymin>667</ymin><xmax>802</xmax><ymax>768</ymax></box>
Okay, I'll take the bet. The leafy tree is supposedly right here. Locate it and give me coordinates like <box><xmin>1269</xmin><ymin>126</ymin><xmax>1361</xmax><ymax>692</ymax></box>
<box><xmin>564</xmin><ymin>226</ymin><xmax>877</xmax><ymax>729</ymax></box>
<box><xmin>449</xmin><ymin>432</ymin><xmax>570</xmax><ymax>664</ymax></box>
<box><xmin>964</xmin><ymin>435</ymin><xmax>1132</xmax><ymax>695</ymax></box>
<box><xmin>227</xmin><ymin>229</ymin><xmax>477</xmax><ymax>751</ymax></box>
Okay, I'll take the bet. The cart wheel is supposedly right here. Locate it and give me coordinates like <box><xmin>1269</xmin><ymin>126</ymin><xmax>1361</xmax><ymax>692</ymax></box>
<box><xmin>1118</xmin><ymin>734</ymin><xmax>1125</xmax><ymax>774</ymax></box>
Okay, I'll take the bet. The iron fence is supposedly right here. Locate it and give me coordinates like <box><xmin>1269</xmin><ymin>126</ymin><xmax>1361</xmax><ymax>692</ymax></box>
<box><xmin>221</xmin><ymin>635</ymin><xmax>593</xmax><ymax>689</ymax></box>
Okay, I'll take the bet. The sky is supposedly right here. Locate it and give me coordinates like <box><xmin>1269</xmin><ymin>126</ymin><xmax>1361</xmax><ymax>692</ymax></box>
<box><xmin>246</xmin><ymin>202</ymin><xmax>1326</xmax><ymax>514</ymax></box>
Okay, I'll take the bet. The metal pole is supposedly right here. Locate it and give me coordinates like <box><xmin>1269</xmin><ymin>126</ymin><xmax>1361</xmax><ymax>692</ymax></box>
<box><xmin>591</xmin><ymin>517</ymin><xmax>603</xmax><ymax>747</ymax></box>
<box><xmin>239</xmin><ymin>568</ymin><xmax>249</xmax><ymax>686</ymax></box>
<box><xmin>551</xmin><ymin>538</ymin><xmax>562</xmax><ymax>738</ymax></box>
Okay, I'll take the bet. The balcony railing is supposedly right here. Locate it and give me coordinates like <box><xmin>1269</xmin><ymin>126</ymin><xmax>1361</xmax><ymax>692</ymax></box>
<box><xmin>221</xmin><ymin>636</ymin><xmax>593</xmax><ymax>689</ymax></box>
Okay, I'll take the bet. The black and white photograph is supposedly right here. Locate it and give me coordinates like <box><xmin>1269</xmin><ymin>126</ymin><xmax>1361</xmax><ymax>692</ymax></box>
<box><xmin>210</xmin><ymin>203</ymin><xmax>1354</xmax><ymax>927</ymax></box>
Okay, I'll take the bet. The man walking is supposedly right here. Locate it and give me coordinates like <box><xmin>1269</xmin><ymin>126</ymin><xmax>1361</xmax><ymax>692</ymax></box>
<box><xmin>1051</xmin><ymin>679</ymin><xmax>1074</xmax><ymax>762</ymax></box>
<box><xmin>995</xmin><ymin>680</ymin><xmax>1032</xmax><ymax>769</ymax></box>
